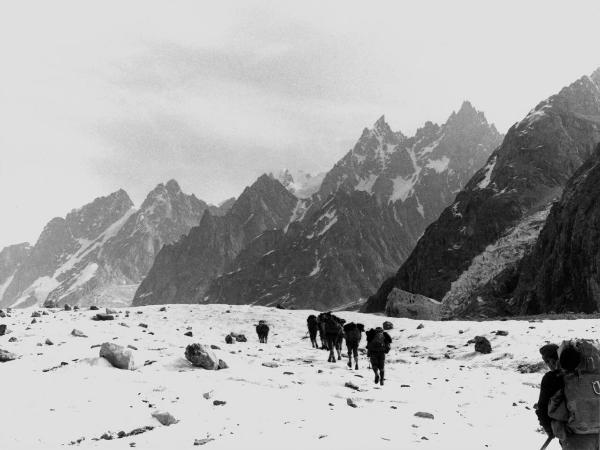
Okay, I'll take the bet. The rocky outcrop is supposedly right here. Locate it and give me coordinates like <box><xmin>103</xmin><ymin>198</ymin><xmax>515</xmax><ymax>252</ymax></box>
<box><xmin>0</xmin><ymin>243</ymin><xmax>31</xmax><ymax>301</ymax></box>
<box><xmin>132</xmin><ymin>175</ymin><xmax>298</xmax><ymax>305</ymax></box>
<box><xmin>513</xmin><ymin>144</ymin><xmax>600</xmax><ymax>314</ymax></box>
<box><xmin>384</xmin><ymin>289</ymin><xmax>442</xmax><ymax>320</ymax></box>
<box><xmin>365</xmin><ymin>69</ymin><xmax>600</xmax><ymax>317</ymax></box>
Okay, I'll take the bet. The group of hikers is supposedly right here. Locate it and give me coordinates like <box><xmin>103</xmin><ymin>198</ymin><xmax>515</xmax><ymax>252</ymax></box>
<box><xmin>536</xmin><ymin>340</ymin><xmax>600</xmax><ymax>449</ymax></box>
<box><xmin>306</xmin><ymin>312</ymin><xmax>391</xmax><ymax>386</ymax></box>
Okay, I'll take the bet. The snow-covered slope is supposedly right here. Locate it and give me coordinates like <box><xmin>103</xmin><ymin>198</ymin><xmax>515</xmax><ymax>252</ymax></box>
<box><xmin>272</xmin><ymin>169</ymin><xmax>326</xmax><ymax>199</ymax></box>
<box><xmin>0</xmin><ymin>303</ymin><xmax>590</xmax><ymax>449</ymax></box>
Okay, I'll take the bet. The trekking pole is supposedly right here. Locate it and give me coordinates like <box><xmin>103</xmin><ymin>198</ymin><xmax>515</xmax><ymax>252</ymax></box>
<box><xmin>539</xmin><ymin>436</ymin><xmax>553</xmax><ymax>450</ymax></box>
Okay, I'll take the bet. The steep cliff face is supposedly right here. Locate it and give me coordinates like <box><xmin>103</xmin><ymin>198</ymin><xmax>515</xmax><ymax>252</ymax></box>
<box><xmin>512</xmin><ymin>144</ymin><xmax>600</xmax><ymax>314</ymax></box>
<box><xmin>0</xmin><ymin>243</ymin><xmax>31</xmax><ymax>301</ymax></box>
<box><xmin>365</xmin><ymin>70</ymin><xmax>600</xmax><ymax>317</ymax></box>
<box><xmin>205</xmin><ymin>190</ymin><xmax>414</xmax><ymax>310</ymax></box>
<box><xmin>132</xmin><ymin>175</ymin><xmax>298</xmax><ymax>306</ymax></box>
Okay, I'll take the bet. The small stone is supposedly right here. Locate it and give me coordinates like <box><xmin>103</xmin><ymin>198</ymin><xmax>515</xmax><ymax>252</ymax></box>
<box><xmin>382</xmin><ymin>321</ymin><xmax>393</xmax><ymax>330</ymax></box>
<box><xmin>262</xmin><ymin>362</ymin><xmax>279</xmax><ymax>368</ymax></box>
<box><xmin>344</xmin><ymin>382</ymin><xmax>360</xmax><ymax>391</ymax></box>
<box><xmin>71</xmin><ymin>329</ymin><xmax>87</xmax><ymax>338</ymax></box>
<box><xmin>99</xmin><ymin>342</ymin><xmax>137</xmax><ymax>370</ymax></box>
<box><xmin>194</xmin><ymin>438</ymin><xmax>215</xmax><ymax>446</ymax></box>
<box><xmin>213</xmin><ymin>400</ymin><xmax>226</xmax><ymax>406</ymax></box>
<box><xmin>414</xmin><ymin>412</ymin><xmax>434</xmax><ymax>419</ymax></box>
<box><xmin>0</xmin><ymin>348</ymin><xmax>18</xmax><ymax>362</ymax></box>
<box><xmin>225</xmin><ymin>335</ymin><xmax>234</xmax><ymax>344</ymax></box>
<box><xmin>473</xmin><ymin>336</ymin><xmax>492</xmax><ymax>354</ymax></box>
<box><xmin>159</xmin><ymin>307</ymin><xmax>167</xmax><ymax>312</ymax></box>
<box><xmin>203</xmin><ymin>391</ymin><xmax>212</xmax><ymax>399</ymax></box>
<box><xmin>218</xmin><ymin>359</ymin><xmax>228</xmax><ymax>370</ymax></box>
<box><xmin>416</xmin><ymin>323</ymin><xmax>424</xmax><ymax>330</ymax></box>
<box><xmin>346</xmin><ymin>398</ymin><xmax>358</xmax><ymax>408</ymax></box>
<box><xmin>31</xmin><ymin>318</ymin><xmax>37</xmax><ymax>324</ymax></box>
<box><xmin>151</xmin><ymin>411</ymin><xmax>178</xmax><ymax>426</ymax></box>
<box><xmin>64</xmin><ymin>304</ymin><xmax>72</xmax><ymax>311</ymax></box>
<box><xmin>495</xmin><ymin>330</ymin><xmax>509</xmax><ymax>336</ymax></box>
<box><xmin>106</xmin><ymin>308</ymin><xmax>118</xmax><ymax>315</ymax></box>
<box><xmin>210</xmin><ymin>345</ymin><xmax>221</xmax><ymax>350</ymax></box>
<box><xmin>45</xmin><ymin>338</ymin><xmax>54</xmax><ymax>346</ymax></box>
<box><xmin>0</xmin><ymin>324</ymin><xmax>6</xmax><ymax>336</ymax></box>
<box><xmin>93</xmin><ymin>314</ymin><xmax>115</xmax><ymax>321</ymax></box>
<box><xmin>138</xmin><ymin>323</ymin><xmax>148</xmax><ymax>329</ymax></box>
<box><xmin>90</xmin><ymin>305</ymin><xmax>99</xmax><ymax>310</ymax></box>
<box><xmin>8</xmin><ymin>337</ymin><xmax>17</xmax><ymax>343</ymax></box>
<box><xmin>185</xmin><ymin>343</ymin><xmax>220</xmax><ymax>370</ymax></box>
<box><xmin>184</xmin><ymin>331</ymin><xmax>193</xmax><ymax>337</ymax></box>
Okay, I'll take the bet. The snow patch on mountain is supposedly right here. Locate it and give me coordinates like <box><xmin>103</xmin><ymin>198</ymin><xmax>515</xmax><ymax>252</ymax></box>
<box><xmin>477</xmin><ymin>156</ymin><xmax>497</xmax><ymax>190</ymax></box>
<box><xmin>441</xmin><ymin>207</ymin><xmax>551</xmax><ymax>316</ymax></box>
<box><xmin>425</xmin><ymin>156</ymin><xmax>450</xmax><ymax>173</ymax></box>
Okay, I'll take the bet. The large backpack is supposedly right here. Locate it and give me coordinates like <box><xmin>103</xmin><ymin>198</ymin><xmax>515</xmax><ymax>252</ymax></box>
<box><xmin>558</xmin><ymin>339</ymin><xmax>600</xmax><ymax>434</ymax></box>
<box><xmin>368</xmin><ymin>330</ymin><xmax>389</xmax><ymax>353</ymax></box>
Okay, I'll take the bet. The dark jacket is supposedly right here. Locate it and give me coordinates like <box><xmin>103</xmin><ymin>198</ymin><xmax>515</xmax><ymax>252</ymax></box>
<box><xmin>536</xmin><ymin>370</ymin><xmax>564</xmax><ymax>434</ymax></box>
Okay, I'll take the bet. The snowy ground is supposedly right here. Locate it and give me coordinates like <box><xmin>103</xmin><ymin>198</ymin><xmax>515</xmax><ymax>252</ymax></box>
<box><xmin>1</xmin><ymin>304</ymin><xmax>597</xmax><ymax>449</ymax></box>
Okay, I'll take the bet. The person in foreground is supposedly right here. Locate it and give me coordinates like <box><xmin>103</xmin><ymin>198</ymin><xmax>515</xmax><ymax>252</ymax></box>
<box><xmin>539</xmin><ymin>340</ymin><xmax>600</xmax><ymax>450</ymax></box>
<box><xmin>366</xmin><ymin>326</ymin><xmax>391</xmax><ymax>386</ymax></box>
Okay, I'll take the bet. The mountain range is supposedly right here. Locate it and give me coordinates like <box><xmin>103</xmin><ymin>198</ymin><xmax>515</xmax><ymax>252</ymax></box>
<box><xmin>134</xmin><ymin>102</ymin><xmax>502</xmax><ymax>309</ymax></box>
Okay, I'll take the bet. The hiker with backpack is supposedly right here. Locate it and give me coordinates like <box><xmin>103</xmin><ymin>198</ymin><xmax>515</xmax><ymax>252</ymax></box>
<box><xmin>545</xmin><ymin>339</ymin><xmax>600</xmax><ymax>449</ymax></box>
<box><xmin>366</xmin><ymin>327</ymin><xmax>392</xmax><ymax>386</ymax></box>
<box><xmin>535</xmin><ymin>344</ymin><xmax>563</xmax><ymax>444</ymax></box>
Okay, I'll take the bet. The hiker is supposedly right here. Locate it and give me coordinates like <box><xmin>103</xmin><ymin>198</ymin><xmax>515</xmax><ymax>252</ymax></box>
<box><xmin>366</xmin><ymin>327</ymin><xmax>392</xmax><ymax>386</ymax></box>
<box><xmin>535</xmin><ymin>344</ymin><xmax>563</xmax><ymax>440</ymax></box>
<box><xmin>307</xmin><ymin>315</ymin><xmax>319</xmax><ymax>348</ymax></box>
<box><xmin>343</xmin><ymin>322</ymin><xmax>365</xmax><ymax>370</ymax></box>
<box><xmin>547</xmin><ymin>340</ymin><xmax>600</xmax><ymax>450</ymax></box>
<box><xmin>324</xmin><ymin>313</ymin><xmax>345</xmax><ymax>362</ymax></box>
<box><xmin>255</xmin><ymin>320</ymin><xmax>269</xmax><ymax>343</ymax></box>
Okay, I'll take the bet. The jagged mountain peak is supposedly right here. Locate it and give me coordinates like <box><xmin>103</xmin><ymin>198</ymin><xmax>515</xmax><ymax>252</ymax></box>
<box><xmin>165</xmin><ymin>179</ymin><xmax>182</xmax><ymax>193</ymax></box>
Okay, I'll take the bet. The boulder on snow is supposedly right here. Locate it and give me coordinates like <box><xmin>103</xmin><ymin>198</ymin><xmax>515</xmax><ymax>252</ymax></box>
<box><xmin>151</xmin><ymin>411</ymin><xmax>178</xmax><ymax>426</ymax></box>
<box><xmin>382</xmin><ymin>321</ymin><xmax>393</xmax><ymax>330</ymax></box>
<box><xmin>0</xmin><ymin>349</ymin><xmax>18</xmax><ymax>362</ymax></box>
<box><xmin>414</xmin><ymin>411</ymin><xmax>435</xmax><ymax>419</ymax></box>
<box><xmin>105</xmin><ymin>308</ymin><xmax>117</xmax><ymax>315</ymax></box>
<box><xmin>384</xmin><ymin>288</ymin><xmax>442</xmax><ymax>320</ymax></box>
<box><xmin>31</xmin><ymin>311</ymin><xmax>41</xmax><ymax>318</ymax></box>
<box><xmin>45</xmin><ymin>338</ymin><xmax>54</xmax><ymax>346</ymax></box>
<box><xmin>218</xmin><ymin>359</ymin><xmax>228</xmax><ymax>370</ymax></box>
<box><xmin>185</xmin><ymin>343</ymin><xmax>220</xmax><ymax>370</ymax></box>
<box><xmin>494</xmin><ymin>330</ymin><xmax>509</xmax><ymax>336</ymax></box>
<box><xmin>64</xmin><ymin>304</ymin><xmax>72</xmax><ymax>311</ymax></box>
<box><xmin>473</xmin><ymin>336</ymin><xmax>492</xmax><ymax>354</ymax></box>
<box><xmin>231</xmin><ymin>333</ymin><xmax>247</xmax><ymax>342</ymax></box>
<box><xmin>0</xmin><ymin>310</ymin><xmax>5</xmax><ymax>318</ymax></box>
<box><xmin>89</xmin><ymin>306</ymin><xmax>99</xmax><ymax>311</ymax></box>
<box><xmin>99</xmin><ymin>342</ymin><xmax>137</xmax><ymax>370</ymax></box>
<box><xmin>93</xmin><ymin>314</ymin><xmax>115</xmax><ymax>321</ymax></box>
<box><xmin>0</xmin><ymin>324</ymin><xmax>6</xmax><ymax>336</ymax></box>
<box><xmin>225</xmin><ymin>335</ymin><xmax>234</xmax><ymax>344</ymax></box>
<box><xmin>71</xmin><ymin>329</ymin><xmax>87</xmax><ymax>338</ymax></box>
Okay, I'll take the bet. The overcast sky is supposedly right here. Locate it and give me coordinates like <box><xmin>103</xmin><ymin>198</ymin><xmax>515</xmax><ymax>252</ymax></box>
<box><xmin>0</xmin><ymin>0</ymin><xmax>598</xmax><ymax>249</ymax></box>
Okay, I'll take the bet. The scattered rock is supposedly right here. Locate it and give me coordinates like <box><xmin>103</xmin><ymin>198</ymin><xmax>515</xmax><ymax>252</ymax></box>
<box><xmin>64</xmin><ymin>304</ymin><xmax>72</xmax><ymax>311</ymax></box>
<box><xmin>0</xmin><ymin>324</ymin><xmax>6</xmax><ymax>336</ymax></box>
<box><xmin>93</xmin><ymin>314</ymin><xmax>115</xmax><ymax>321</ymax></box>
<box><xmin>151</xmin><ymin>411</ymin><xmax>178</xmax><ymax>426</ymax></box>
<box><xmin>345</xmin><ymin>382</ymin><xmax>360</xmax><ymax>391</ymax></box>
<box><xmin>414</xmin><ymin>412</ymin><xmax>435</xmax><ymax>419</ymax></box>
<box><xmin>106</xmin><ymin>308</ymin><xmax>118</xmax><ymax>315</ymax></box>
<box><xmin>138</xmin><ymin>323</ymin><xmax>148</xmax><ymax>329</ymax></box>
<box><xmin>473</xmin><ymin>336</ymin><xmax>492</xmax><ymax>354</ymax></box>
<box><xmin>31</xmin><ymin>311</ymin><xmax>41</xmax><ymax>318</ymax></box>
<box><xmin>194</xmin><ymin>438</ymin><xmax>215</xmax><ymax>446</ymax></box>
<box><xmin>416</xmin><ymin>323</ymin><xmax>424</xmax><ymax>330</ymax></box>
<box><xmin>213</xmin><ymin>400</ymin><xmax>226</xmax><ymax>406</ymax></box>
<box><xmin>159</xmin><ymin>307</ymin><xmax>167</xmax><ymax>312</ymax></box>
<box><xmin>99</xmin><ymin>342</ymin><xmax>137</xmax><ymax>370</ymax></box>
<box><xmin>31</xmin><ymin>319</ymin><xmax>37</xmax><ymax>324</ymax></box>
<box><xmin>0</xmin><ymin>349</ymin><xmax>18</xmax><ymax>362</ymax></box>
<box><xmin>45</xmin><ymin>338</ymin><xmax>54</xmax><ymax>346</ymax></box>
<box><xmin>262</xmin><ymin>361</ymin><xmax>279</xmax><ymax>368</ymax></box>
<box><xmin>517</xmin><ymin>362</ymin><xmax>546</xmax><ymax>373</ymax></box>
<box><xmin>90</xmin><ymin>306</ymin><xmax>99</xmax><ymax>310</ymax></box>
<box><xmin>203</xmin><ymin>391</ymin><xmax>212</xmax><ymax>399</ymax></box>
<box><xmin>382</xmin><ymin>321</ymin><xmax>393</xmax><ymax>330</ymax></box>
<box><xmin>73</xmin><ymin>305</ymin><xmax>79</xmax><ymax>311</ymax></box>
<box><xmin>210</xmin><ymin>345</ymin><xmax>221</xmax><ymax>350</ymax></box>
<box><xmin>346</xmin><ymin>398</ymin><xmax>358</xmax><ymax>408</ymax></box>
<box><xmin>495</xmin><ymin>330</ymin><xmax>509</xmax><ymax>336</ymax></box>
<box><xmin>8</xmin><ymin>337</ymin><xmax>17</xmax><ymax>343</ymax></box>
<box><xmin>128</xmin><ymin>345</ymin><xmax>138</xmax><ymax>350</ymax></box>
<box><xmin>185</xmin><ymin>343</ymin><xmax>220</xmax><ymax>370</ymax></box>
<box><xmin>184</xmin><ymin>331</ymin><xmax>193</xmax><ymax>337</ymax></box>
<box><xmin>218</xmin><ymin>359</ymin><xmax>228</xmax><ymax>370</ymax></box>
<box><xmin>71</xmin><ymin>329</ymin><xmax>87</xmax><ymax>338</ymax></box>
<box><xmin>225</xmin><ymin>335</ymin><xmax>234</xmax><ymax>344</ymax></box>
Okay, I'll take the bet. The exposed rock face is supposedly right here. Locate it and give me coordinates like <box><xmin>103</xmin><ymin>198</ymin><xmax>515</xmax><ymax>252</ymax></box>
<box><xmin>272</xmin><ymin>169</ymin><xmax>326</xmax><ymax>199</ymax></box>
<box><xmin>513</xmin><ymin>144</ymin><xmax>600</xmax><ymax>314</ymax></box>
<box><xmin>0</xmin><ymin>181</ymin><xmax>212</xmax><ymax>308</ymax></box>
<box><xmin>365</xmin><ymin>70</ymin><xmax>600</xmax><ymax>317</ymax></box>
<box><xmin>204</xmin><ymin>104</ymin><xmax>500</xmax><ymax>310</ymax></box>
<box><xmin>384</xmin><ymin>289</ymin><xmax>442</xmax><ymax>320</ymax></box>
<box><xmin>205</xmin><ymin>190</ymin><xmax>415</xmax><ymax>310</ymax></box>
<box><xmin>132</xmin><ymin>175</ymin><xmax>298</xmax><ymax>305</ymax></box>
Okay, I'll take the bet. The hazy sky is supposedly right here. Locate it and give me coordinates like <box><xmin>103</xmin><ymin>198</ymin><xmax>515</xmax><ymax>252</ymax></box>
<box><xmin>0</xmin><ymin>0</ymin><xmax>599</xmax><ymax>249</ymax></box>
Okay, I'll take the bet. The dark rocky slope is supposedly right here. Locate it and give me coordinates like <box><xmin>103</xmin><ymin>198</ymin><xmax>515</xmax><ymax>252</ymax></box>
<box><xmin>365</xmin><ymin>69</ymin><xmax>600</xmax><ymax>317</ymax></box>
